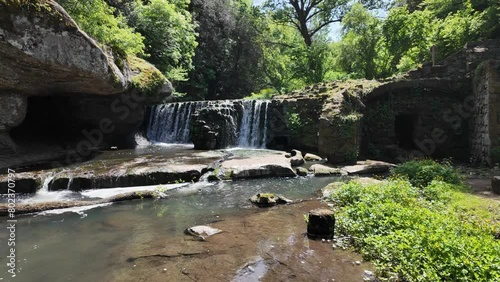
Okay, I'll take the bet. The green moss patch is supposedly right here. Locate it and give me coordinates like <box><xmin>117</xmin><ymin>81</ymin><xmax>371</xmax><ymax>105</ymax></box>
<box><xmin>128</xmin><ymin>55</ymin><xmax>166</xmax><ymax>97</ymax></box>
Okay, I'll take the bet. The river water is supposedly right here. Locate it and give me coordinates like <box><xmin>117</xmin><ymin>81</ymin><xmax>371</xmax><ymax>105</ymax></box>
<box><xmin>0</xmin><ymin>175</ymin><xmax>376</xmax><ymax>282</ymax></box>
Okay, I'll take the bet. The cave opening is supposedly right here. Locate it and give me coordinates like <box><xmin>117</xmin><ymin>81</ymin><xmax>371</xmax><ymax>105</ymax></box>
<box><xmin>395</xmin><ymin>114</ymin><xmax>416</xmax><ymax>149</ymax></box>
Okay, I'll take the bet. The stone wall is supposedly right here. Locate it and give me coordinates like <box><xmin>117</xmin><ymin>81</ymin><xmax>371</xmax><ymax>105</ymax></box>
<box><xmin>471</xmin><ymin>60</ymin><xmax>500</xmax><ymax>165</ymax></box>
<box><xmin>362</xmin><ymin>86</ymin><xmax>470</xmax><ymax>162</ymax></box>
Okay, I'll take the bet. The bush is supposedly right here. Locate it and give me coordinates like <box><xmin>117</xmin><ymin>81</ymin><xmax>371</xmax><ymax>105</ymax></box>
<box><xmin>330</xmin><ymin>177</ymin><xmax>500</xmax><ymax>281</ymax></box>
<box><xmin>390</xmin><ymin>159</ymin><xmax>463</xmax><ymax>187</ymax></box>
<box><xmin>58</xmin><ymin>0</ymin><xmax>145</xmax><ymax>56</ymax></box>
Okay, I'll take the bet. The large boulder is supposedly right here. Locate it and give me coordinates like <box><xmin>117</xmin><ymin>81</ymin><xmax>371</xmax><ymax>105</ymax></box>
<box><xmin>0</xmin><ymin>0</ymin><xmax>128</xmax><ymax>95</ymax></box>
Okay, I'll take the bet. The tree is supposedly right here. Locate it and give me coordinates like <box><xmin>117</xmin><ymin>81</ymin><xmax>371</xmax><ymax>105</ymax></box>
<box><xmin>178</xmin><ymin>0</ymin><xmax>265</xmax><ymax>99</ymax></box>
<box><xmin>133</xmin><ymin>0</ymin><xmax>198</xmax><ymax>81</ymax></box>
<box><xmin>58</xmin><ymin>0</ymin><xmax>145</xmax><ymax>56</ymax></box>
<box><xmin>336</xmin><ymin>3</ymin><xmax>382</xmax><ymax>79</ymax></box>
<box><xmin>264</xmin><ymin>0</ymin><xmax>385</xmax><ymax>46</ymax></box>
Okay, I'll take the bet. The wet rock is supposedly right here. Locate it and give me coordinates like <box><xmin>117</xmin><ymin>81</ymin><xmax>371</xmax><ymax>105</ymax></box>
<box><xmin>50</xmin><ymin>165</ymin><xmax>203</xmax><ymax>191</ymax></box>
<box><xmin>0</xmin><ymin>172</ymin><xmax>41</xmax><ymax>194</ymax></box>
<box><xmin>492</xmin><ymin>176</ymin><xmax>500</xmax><ymax>194</ymax></box>
<box><xmin>185</xmin><ymin>225</ymin><xmax>222</xmax><ymax>240</ymax></box>
<box><xmin>290</xmin><ymin>155</ymin><xmax>305</xmax><ymax>166</ymax></box>
<box><xmin>304</xmin><ymin>153</ymin><xmax>323</xmax><ymax>162</ymax></box>
<box><xmin>296</xmin><ymin>167</ymin><xmax>309</xmax><ymax>177</ymax></box>
<box><xmin>191</xmin><ymin>103</ymin><xmax>240</xmax><ymax>150</ymax></box>
<box><xmin>249</xmin><ymin>193</ymin><xmax>292</xmax><ymax>207</ymax></box>
<box><xmin>310</xmin><ymin>164</ymin><xmax>345</xmax><ymax>177</ymax></box>
<box><xmin>307</xmin><ymin>208</ymin><xmax>335</xmax><ymax>239</ymax></box>
<box><xmin>343</xmin><ymin>160</ymin><xmax>395</xmax><ymax>175</ymax></box>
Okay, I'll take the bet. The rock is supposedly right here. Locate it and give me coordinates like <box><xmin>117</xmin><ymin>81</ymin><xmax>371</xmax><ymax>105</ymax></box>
<box><xmin>285</xmin><ymin>153</ymin><xmax>292</xmax><ymax>158</ymax></box>
<box><xmin>219</xmin><ymin>153</ymin><xmax>296</xmax><ymax>180</ymax></box>
<box><xmin>304</xmin><ymin>153</ymin><xmax>323</xmax><ymax>162</ymax></box>
<box><xmin>0</xmin><ymin>173</ymin><xmax>40</xmax><ymax>194</ymax></box>
<box><xmin>0</xmin><ymin>93</ymin><xmax>27</xmax><ymax>153</ymax></box>
<box><xmin>363</xmin><ymin>270</ymin><xmax>376</xmax><ymax>281</ymax></box>
<box><xmin>321</xmin><ymin>182</ymin><xmax>345</xmax><ymax>198</ymax></box>
<box><xmin>0</xmin><ymin>1</ymin><xmax>127</xmax><ymax>95</ymax></box>
<box><xmin>296</xmin><ymin>167</ymin><xmax>308</xmax><ymax>177</ymax></box>
<box><xmin>291</xmin><ymin>149</ymin><xmax>303</xmax><ymax>158</ymax></box>
<box><xmin>492</xmin><ymin>176</ymin><xmax>500</xmax><ymax>194</ymax></box>
<box><xmin>307</xmin><ymin>208</ymin><xmax>335</xmax><ymax>239</ymax></box>
<box><xmin>191</xmin><ymin>102</ymin><xmax>240</xmax><ymax>150</ymax></box>
<box><xmin>290</xmin><ymin>155</ymin><xmax>305</xmax><ymax>166</ymax></box>
<box><xmin>343</xmin><ymin>160</ymin><xmax>395</xmax><ymax>175</ymax></box>
<box><xmin>249</xmin><ymin>193</ymin><xmax>292</xmax><ymax>207</ymax></box>
<box><xmin>185</xmin><ymin>225</ymin><xmax>222</xmax><ymax>240</ymax></box>
<box><xmin>321</xmin><ymin>177</ymin><xmax>381</xmax><ymax>198</ymax></box>
<box><xmin>310</xmin><ymin>164</ymin><xmax>345</xmax><ymax>177</ymax></box>
<box><xmin>50</xmin><ymin>163</ymin><xmax>205</xmax><ymax>191</ymax></box>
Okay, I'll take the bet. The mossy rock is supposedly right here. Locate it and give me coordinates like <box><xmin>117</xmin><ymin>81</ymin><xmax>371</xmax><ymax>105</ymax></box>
<box><xmin>128</xmin><ymin>55</ymin><xmax>170</xmax><ymax>99</ymax></box>
<box><xmin>249</xmin><ymin>193</ymin><xmax>292</xmax><ymax>207</ymax></box>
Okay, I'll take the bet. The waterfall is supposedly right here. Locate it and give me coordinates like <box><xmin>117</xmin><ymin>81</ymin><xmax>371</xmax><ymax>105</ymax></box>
<box><xmin>147</xmin><ymin>102</ymin><xmax>202</xmax><ymax>143</ymax></box>
<box><xmin>237</xmin><ymin>100</ymin><xmax>270</xmax><ymax>148</ymax></box>
<box><xmin>147</xmin><ymin>100</ymin><xmax>270</xmax><ymax>148</ymax></box>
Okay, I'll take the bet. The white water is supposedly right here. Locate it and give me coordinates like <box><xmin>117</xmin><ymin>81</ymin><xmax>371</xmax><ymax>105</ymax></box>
<box><xmin>238</xmin><ymin>100</ymin><xmax>269</xmax><ymax>148</ymax></box>
<box><xmin>80</xmin><ymin>183</ymin><xmax>188</xmax><ymax>199</ymax></box>
<box><xmin>147</xmin><ymin>100</ymin><xmax>270</xmax><ymax>148</ymax></box>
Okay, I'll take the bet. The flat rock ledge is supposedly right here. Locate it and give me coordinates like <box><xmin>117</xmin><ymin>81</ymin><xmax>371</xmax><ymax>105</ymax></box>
<box><xmin>218</xmin><ymin>153</ymin><xmax>296</xmax><ymax>180</ymax></box>
<box><xmin>0</xmin><ymin>191</ymin><xmax>158</xmax><ymax>216</ymax></box>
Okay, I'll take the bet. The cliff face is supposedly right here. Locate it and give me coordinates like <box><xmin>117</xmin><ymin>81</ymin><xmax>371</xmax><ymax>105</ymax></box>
<box><xmin>0</xmin><ymin>0</ymin><xmax>129</xmax><ymax>95</ymax></box>
<box><xmin>0</xmin><ymin>0</ymin><xmax>171</xmax><ymax>170</ymax></box>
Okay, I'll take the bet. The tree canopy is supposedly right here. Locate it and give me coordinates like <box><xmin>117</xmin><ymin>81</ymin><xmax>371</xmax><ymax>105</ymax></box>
<box><xmin>57</xmin><ymin>0</ymin><xmax>500</xmax><ymax>100</ymax></box>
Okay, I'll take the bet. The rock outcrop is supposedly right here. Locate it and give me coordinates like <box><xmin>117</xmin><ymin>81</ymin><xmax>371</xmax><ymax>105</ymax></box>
<box><xmin>0</xmin><ymin>0</ymin><xmax>172</xmax><ymax>168</ymax></box>
<box><xmin>191</xmin><ymin>102</ymin><xmax>241</xmax><ymax>150</ymax></box>
<box><xmin>0</xmin><ymin>0</ymin><xmax>128</xmax><ymax>95</ymax></box>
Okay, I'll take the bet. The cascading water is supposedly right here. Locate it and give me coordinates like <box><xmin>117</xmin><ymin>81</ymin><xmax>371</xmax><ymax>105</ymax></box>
<box><xmin>237</xmin><ymin>100</ymin><xmax>269</xmax><ymax>148</ymax></box>
<box><xmin>147</xmin><ymin>102</ymin><xmax>202</xmax><ymax>143</ymax></box>
<box><xmin>147</xmin><ymin>100</ymin><xmax>270</xmax><ymax>148</ymax></box>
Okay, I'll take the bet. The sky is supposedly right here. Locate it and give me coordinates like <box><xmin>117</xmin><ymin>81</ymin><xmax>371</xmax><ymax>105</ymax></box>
<box><xmin>251</xmin><ymin>0</ymin><xmax>388</xmax><ymax>41</ymax></box>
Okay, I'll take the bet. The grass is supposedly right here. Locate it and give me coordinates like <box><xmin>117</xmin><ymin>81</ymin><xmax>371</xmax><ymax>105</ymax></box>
<box><xmin>328</xmin><ymin>160</ymin><xmax>500</xmax><ymax>281</ymax></box>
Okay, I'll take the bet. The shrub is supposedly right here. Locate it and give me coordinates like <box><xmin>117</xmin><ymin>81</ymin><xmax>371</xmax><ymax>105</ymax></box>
<box><xmin>58</xmin><ymin>0</ymin><xmax>145</xmax><ymax>56</ymax></box>
<box><xmin>390</xmin><ymin>159</ymin><xmax>463</xmax><ymax>187</ymax></box>
<box><xmin>330</xmin><ymin>177</ymin><xmax>500</xmax><ymax>281</ymax></box>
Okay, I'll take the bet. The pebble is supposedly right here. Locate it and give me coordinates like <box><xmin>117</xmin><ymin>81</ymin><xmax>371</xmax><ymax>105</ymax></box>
<box><xmin>163</xmin><ymin>268</ymin><xmax>167</xmax><ymax>272</ymax></box>
<box><xmin>355</xmin><ymin>261</ymin><xmax>361</xmax><ymax>265</ymax></box>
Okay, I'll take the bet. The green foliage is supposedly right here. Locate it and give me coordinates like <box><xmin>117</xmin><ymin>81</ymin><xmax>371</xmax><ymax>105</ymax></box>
<box><xmin>244</xmin><ymin>88</ymin><xmax>276</xmax><ymax>100</ymax></box>
<box><xmin>330</xmin><ymin>176</ymin><xmax>500</xmax><ymax>281</ymax></box>
<box><xmin>287</xmin><ymin>112</ymin><xmax>302</xmax><ymax>132</ymax></box>
<box><xmin>133</xmin><ymin>0</ymin><xmax>197</xmax><ymax>81</ymax></box>
<box><xmin>390</xmin><ymin>159</ymin><xmax>464</xmax><ymax>187</ymax></box>
<box><xmin>58</xmin><ymin>0</ymin><xmax>145</xmax><ymax>56</ymax></box>
<box><xmin>178</xmin><ymin>0</ymin><xmax>265</xmax><ymax>99</ymax></box>
<box><xmin>335</xmin><ymin>4</ymin><xmax>384</xmax><ymax>79</ymax></box>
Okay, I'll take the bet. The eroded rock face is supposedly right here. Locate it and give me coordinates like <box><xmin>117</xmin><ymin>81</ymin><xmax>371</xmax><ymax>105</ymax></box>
<box><xmin>191</xmin><ymin>102</ymin><xmax>241</xmax><ymax>150</ymax></box>
<box><xmin>0</xmin><ymin>1</ymin><xmax>128</xmax><ymax>95</ymax></box>
<box><xmin>0</xmin><ymin>93</ymin><xmax>26</xmax><ymax>153</ymax></box>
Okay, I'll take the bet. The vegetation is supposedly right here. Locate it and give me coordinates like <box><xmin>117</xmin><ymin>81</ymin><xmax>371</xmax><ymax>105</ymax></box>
<box><xmin>55</xmin><ymin>0</ymin><xmax>499</xmax><ymax>98</ymax></box>
<box><xmin>329</xmin><ymin>160</ymin><xmax>500</xmax><ymax>281</ymax></box>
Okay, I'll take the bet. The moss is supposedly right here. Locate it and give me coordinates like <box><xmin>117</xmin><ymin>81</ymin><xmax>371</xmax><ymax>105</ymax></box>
<box><xmin>128</xmin><ymin>55</ymin><xmax>166</xmax><ymax>97</ymax></box>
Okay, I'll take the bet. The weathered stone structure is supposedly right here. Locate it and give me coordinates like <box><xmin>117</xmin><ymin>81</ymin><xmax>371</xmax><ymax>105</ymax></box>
<box><xmin>362</xmin><ymin>40</ymin><xmax>500</xmax><ymax>165</ymax></box>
